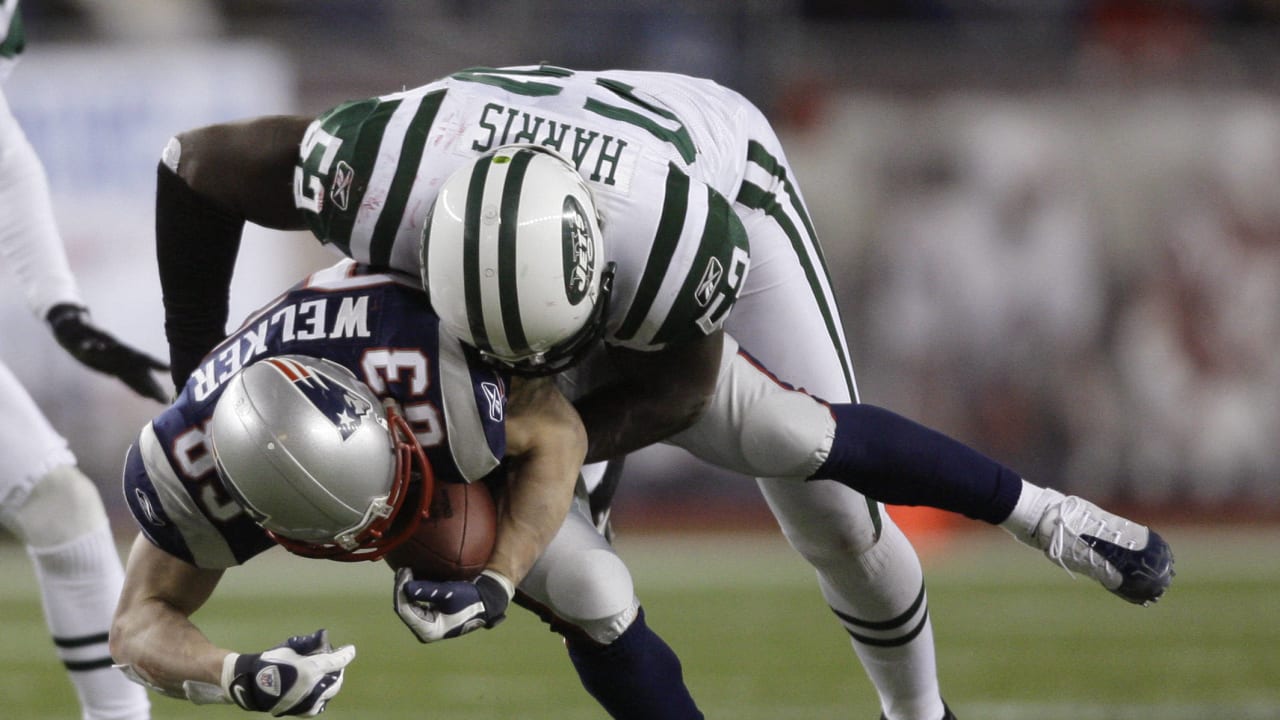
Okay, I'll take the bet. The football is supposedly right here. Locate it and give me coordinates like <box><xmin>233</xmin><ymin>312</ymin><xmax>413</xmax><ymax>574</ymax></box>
<box><xmin>385</xmin><ymin>480</ymin><xmax>497</xmax><ymax>581</ymax></box>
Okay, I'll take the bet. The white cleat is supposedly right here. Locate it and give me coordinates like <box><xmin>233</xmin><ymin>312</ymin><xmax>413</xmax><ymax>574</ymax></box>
<box><xmin>1033</xmin><ymin>492</ymin><xmax>1174</xmax><ymax>605</ymax></box>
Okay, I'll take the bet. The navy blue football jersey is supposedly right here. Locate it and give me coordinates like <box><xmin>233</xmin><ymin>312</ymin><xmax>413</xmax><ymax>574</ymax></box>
<box><xmin>123</xmin><ymin>260</ymin><xmax>508</xmax><ymax>568</ymax></box>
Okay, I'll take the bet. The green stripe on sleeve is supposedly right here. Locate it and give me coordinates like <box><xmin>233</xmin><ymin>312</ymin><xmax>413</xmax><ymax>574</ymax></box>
<box><xmin>306</xmin><ymin>97</ymin><xmax>402</xmax><ymax>251</ymax></box>
<box><xmin>614</xmin><ymin>164</ymin><xmax>690</xmax><ymax>341</ymax></box>
<box><xmin>368</xmin><ymin>90</ymin><xmax>446</xmax><ymax>267</ymax></box>
<box><xmin>652</xmin><ymin>189</ymin><xmax>745</xmax><ymax>346</ymax></box>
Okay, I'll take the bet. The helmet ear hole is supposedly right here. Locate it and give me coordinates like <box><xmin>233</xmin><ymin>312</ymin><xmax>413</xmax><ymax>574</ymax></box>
<box><xmin>421</xmin><ymin>145</ymin><xmax>608</xmax><ymax>373</ymax></box>
<box><xmin>209</xmin><ymin>355</ymin><xmax>432</xmax><ymax>562</ymax></box>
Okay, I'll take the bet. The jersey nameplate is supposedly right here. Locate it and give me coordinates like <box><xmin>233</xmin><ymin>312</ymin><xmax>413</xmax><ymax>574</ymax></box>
<box><xmin>456</xmin><ymin>96</ymin><xmax>638</xmax><ymax>194</ymax></box>
<box><xmin>190</xmin><ymin>295</ymin><xmax>372</xmax><ymax>402</ymax></box>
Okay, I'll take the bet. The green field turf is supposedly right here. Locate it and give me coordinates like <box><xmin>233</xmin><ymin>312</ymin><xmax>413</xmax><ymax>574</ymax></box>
<box><xmin>2</xmin><ymin>524</ymin><xmax>1277</xmax><ymax>719</ymax></box>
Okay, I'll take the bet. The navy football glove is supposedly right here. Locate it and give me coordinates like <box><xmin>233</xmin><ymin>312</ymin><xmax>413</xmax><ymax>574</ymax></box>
<box><xmin>47</xmin><ymin>303</ymin><xmax>169</xmax><ymax>402</ymax></box>
<box><xmin>220</xmin><ymin>630</ymin><xmax>355</xmax><ymax>717</ymax></box>
<box><xmin>394</xmin><ymin>567</ymin><xmax>514</xmax><ymax>643</ymax></box>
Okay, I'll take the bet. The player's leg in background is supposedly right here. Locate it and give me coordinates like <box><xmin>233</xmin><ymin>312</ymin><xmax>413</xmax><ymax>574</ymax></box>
<box><xmin>728</xmin><ymin>124</ymin><xmax>948</xmax><ymax>720</ymax></box>
<box><xmin>681</xmin><ymin>326</ymin><xmax>946</xmax><ymax>720</ymax></box>
<box><xmin>515</xmin><ymin>495</ymin><xmax>702</xmax><ymax>720</ymax></box>
<box><xmin>0</xmin><ymin>363</ymin><xmax>150</xmax><ymax>720</ymax></box>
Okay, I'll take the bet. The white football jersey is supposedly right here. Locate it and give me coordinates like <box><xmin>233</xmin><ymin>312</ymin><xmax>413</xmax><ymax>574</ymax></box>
<box><xmin>293</xmin><ymin>65</ymin><xmax>754</xmax><ymax>353</ymax></box>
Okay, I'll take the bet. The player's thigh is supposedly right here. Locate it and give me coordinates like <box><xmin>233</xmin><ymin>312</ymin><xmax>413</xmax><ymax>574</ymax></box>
<box><xmin>667</xmin><ymin>339</ymin><xmax>834</xmax><ymax>478</ymax></box>
<box><xmin>517</xmin><ymin>498</ymin><xmax>637</xmax><ymax>642</ymax></box>
<box><xmin>727</xmin><ymin>217</ymin><xmax>856</xmax><ymax>403</ymax></box>
<box><xmin>0</xmin><ymin>361</ymin><xmax>76</xmax><ymax>508</ymax></box>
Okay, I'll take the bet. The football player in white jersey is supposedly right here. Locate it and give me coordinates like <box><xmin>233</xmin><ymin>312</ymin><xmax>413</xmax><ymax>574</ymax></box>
<box><xmin>152</xmin><ymin>66</ymin><xmax>1173</xmax><ymax>720</ymax></box>
<box><xmin>0</xmin><ymin>2</ymin><xmax>159</xmax><ymax>719</ymax></box>
<box><xmin>111</xmin><ymin>260</ymin><xmax>703</xmax><ymax>718</ymax></box>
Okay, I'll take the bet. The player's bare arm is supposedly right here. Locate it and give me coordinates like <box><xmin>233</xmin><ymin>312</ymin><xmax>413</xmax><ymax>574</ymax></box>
<box><xmin>489</xmin><ymin>375</ymin><xmax>588</xmax><ymax>583</ymax></box>
<box><xmin>113</xmin><ymin>535</ymin><xmax>356</xmax><ymax>713</ymax></box>
<box><xmin>110</xmin><ymin>534</ymin><xmax>228</xmax><ymax>696</ymax></box>
<box><xmin>157</xmin><ymin>115</ymin><xmax>311</xmax><ymax>387</ymax></box>
<box><xmin>168</xmin><ymin>116</ymin><xmax>311</xmax><ymax>227</ymax></box>
<box><xmin>573</xmin><ymin>331</ymin><xmax>724</xmax><ymax>464</ymax></box>
<box><xmin>393</xmin><ymin>375</ymin><xmax>587</xmax><ymax>644</ymax></box>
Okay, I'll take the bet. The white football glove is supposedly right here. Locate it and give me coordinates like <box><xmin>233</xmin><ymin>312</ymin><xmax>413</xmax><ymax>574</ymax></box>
<box><xmin>394</xmin><ymin>567</ymin><xmax>514</xmax><ymax>643</ymax></box>
<box><xmin>209</xmin><ymin>629</ymin><xmax>356</xmax><ymax>716</ymax></box>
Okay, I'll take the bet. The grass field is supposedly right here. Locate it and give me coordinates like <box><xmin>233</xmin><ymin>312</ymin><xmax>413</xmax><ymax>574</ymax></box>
<box><xmin>2</xmin><ymin>523</ymin><xmax>1277</xmax><ymax>719</ymax></box>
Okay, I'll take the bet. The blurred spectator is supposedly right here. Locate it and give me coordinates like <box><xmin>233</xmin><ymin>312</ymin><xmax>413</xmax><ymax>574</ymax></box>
<box><xmin>865</xmin><ymin>100</ymin><xmax>1106</xmax><ymax>488</ymax></box>
<box><xmin>1113</xmin><ymin>101</ymin><xmax>1280</xmax><ymax>505</ymax></box>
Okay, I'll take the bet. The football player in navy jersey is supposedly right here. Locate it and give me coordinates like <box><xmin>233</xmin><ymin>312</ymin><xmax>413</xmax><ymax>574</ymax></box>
<box><xmin>110</xmin><ymin>260</ymin><xmax>703</xmax><ymax>718</ymax></box>
<box><xmin>153</xmin><ymin>66</ymin><xmax>1173</xmax><ymax>720</ymax></box>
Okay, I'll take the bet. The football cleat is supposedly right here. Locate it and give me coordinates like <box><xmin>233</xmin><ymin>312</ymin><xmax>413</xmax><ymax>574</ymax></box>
<box><xmin>1034</xmin><ymin>492</ymin><xmax>1174</xmax><ymax>605</ymax></box>
<box><xmin>879</xmin><ymin>702</ymin><xmax>955</xmax><ymax>720</ymax></box>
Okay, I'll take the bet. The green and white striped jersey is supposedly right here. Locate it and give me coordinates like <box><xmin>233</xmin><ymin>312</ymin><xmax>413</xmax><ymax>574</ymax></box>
<box><xmin>293</xmin><ymin>65</ymin><xmax>751</xmax><ymax>352</ymax></box>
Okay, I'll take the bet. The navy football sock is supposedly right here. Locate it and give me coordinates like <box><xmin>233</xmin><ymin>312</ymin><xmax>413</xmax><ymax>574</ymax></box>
<box><xmin>812</xmin><ymin>403</ymin><xmax>1022</xmax><ymax>525</ymax></box>
<box><xmin>565</xmin><ymin>608</ymin><xmax>703</xmax><ymax>720</ymax></box>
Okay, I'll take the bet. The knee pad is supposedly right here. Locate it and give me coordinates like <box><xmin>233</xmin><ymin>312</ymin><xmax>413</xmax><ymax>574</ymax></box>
<box><xmin>0</xmin><ymin>465</ymin><xmax>108</xmax><ymax>548</ymax></box>
<box><xmin>545</xmin><ymin>548</ymin><xmax>639</xmax><ymax>645</ymax></box>
<box><xmin>740</xmin><ymin>390</ymin><xmax>835</xmax><ymax>478</ymax></box>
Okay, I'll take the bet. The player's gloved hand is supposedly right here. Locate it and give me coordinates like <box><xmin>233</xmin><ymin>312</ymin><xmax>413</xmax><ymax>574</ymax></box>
<box><xmin>394</xmin><ymin>567</ymin><xmax>514</xmax><ymax>643</ymax></box>
<box><xmin>218</xmin><ymin>629</ymin><xmax>355</xmax><ymax>716</ymax></box>
<box><xmin>46</xmin><ymin>303</ymin><xmax>170</xmax><ymax>402</ymax></box>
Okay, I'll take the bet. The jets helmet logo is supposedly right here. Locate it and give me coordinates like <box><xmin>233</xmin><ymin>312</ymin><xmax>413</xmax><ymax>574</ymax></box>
<box><xmin>562</xmin><ymin>195</ymin><xmax>595</xmax><ymax>305</ymax></box>
<box><xmin>264</xmin><ymin>357</ymin><xmax>373</xmax><ymax>440</ymax></box>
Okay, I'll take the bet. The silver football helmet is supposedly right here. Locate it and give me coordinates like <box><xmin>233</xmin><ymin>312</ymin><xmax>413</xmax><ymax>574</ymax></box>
<box><xmin>208</xmin><ymin>355</ymin><xmax>433</xmax><ymax>562</ymax></box>
<box><xmin>421</xmin><ymin>144</ymin><xmax>615</xmax><ymax>375</ymax></box>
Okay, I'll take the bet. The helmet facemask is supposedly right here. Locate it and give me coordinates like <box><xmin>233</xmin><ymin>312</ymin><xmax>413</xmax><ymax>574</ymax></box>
<box><xmin>472</xmin><ymin>261</ymin><xmax>616</xmax><ymax>376</ymax></box>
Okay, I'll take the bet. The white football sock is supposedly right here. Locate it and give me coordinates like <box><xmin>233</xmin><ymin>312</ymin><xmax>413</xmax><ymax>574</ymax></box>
<box><xmin>1000</xmin><ymin>480</ymin><xmax>1066</xmax><ymax>548</ymax></box>
<box><xmin>819</xmin><ymin>520</ymin><xmax>947</xmax><ymax>720</ymax></box>
<box><xmin>27</xmin><ymin>527</ymin><xmax>150</xmax><ymax>720</ymax></box>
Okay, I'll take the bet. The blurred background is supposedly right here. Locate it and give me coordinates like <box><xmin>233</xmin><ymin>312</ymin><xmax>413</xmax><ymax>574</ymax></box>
<box><xmin>4</xmin><ymin>0</ymin><xmax>1280</xmax><ymax>538</ymax></box>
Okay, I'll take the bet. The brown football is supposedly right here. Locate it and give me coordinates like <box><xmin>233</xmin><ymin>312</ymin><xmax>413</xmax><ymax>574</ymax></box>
<box><xmin>384</xmin><ymin>481</ymin><xmax>497</xmax><ymax>581</ymax></box>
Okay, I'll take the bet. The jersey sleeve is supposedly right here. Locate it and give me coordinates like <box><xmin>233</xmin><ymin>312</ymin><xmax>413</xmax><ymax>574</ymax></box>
<box><xmin>122</xmin><ymin>419</ymin><xmax>274</xmax><ymax>569</ymax></box>
<box><xmin>294</xmin><ymin>86</ymin><xmax>448</xmax><ymax>272</ymax></box>
<box><xmin>435</xmin><ymin>330</ymin><xmax>506</xmax><ymax>482</ymax></box>
<box><xmin>607</xmin><ymin>166</ymin><xmax>750</xmax><ymax>351</ymax></box>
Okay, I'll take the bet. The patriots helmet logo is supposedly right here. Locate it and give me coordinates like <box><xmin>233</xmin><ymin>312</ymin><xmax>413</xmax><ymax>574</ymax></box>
<box><xmin>264</xmin><ymin>357</ymin><xmax>373</xmax><ymax>440</ymax></box>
